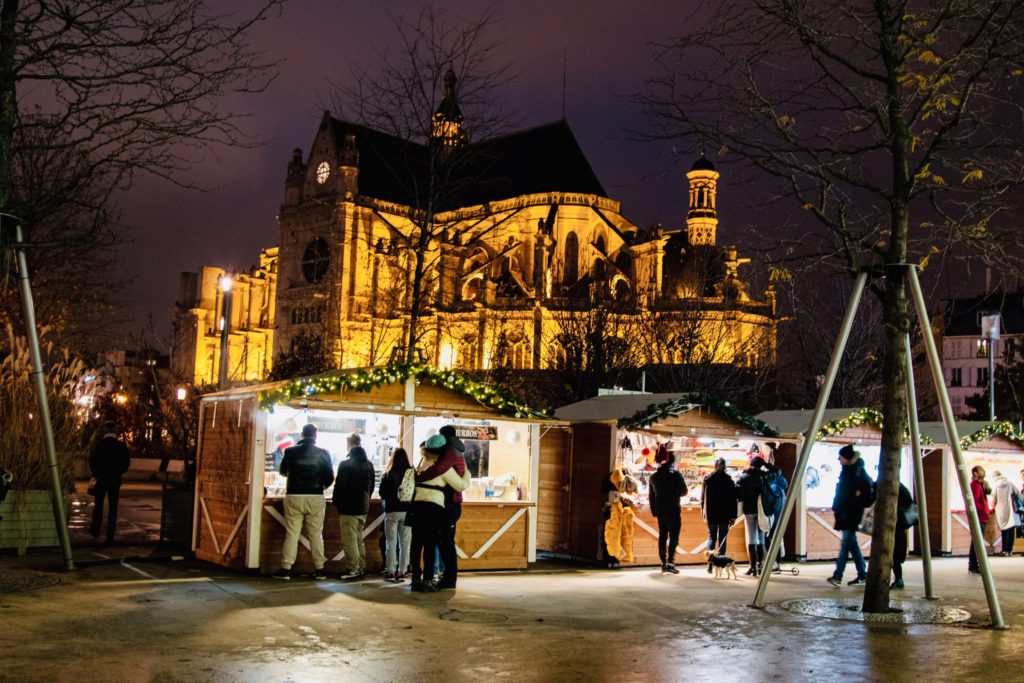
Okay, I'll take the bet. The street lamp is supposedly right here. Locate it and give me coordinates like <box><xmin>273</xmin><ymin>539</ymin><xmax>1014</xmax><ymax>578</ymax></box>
<box><xmin>176</xmin><ymin>386</ymin><xmax>187</xmax><ymax>401</ymax></box>
<box><xmin>981</xmin><ymin>313</ymin><xmax>1001</xmax><ymax>421</ymax></box>
<box><xmin>219</xmin><ymin>275</ymin><xmax>233</xmax><ymax>390</ymax></box>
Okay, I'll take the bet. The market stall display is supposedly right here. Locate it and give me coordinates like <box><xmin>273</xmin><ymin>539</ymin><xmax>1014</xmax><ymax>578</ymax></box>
<box><xmin>546</xmin><ymin>393</ymin><xmax>783</xmax><ymax>566</ymax></box>
<box><xmin>192</xmin><ymin>365</ymin><xmax>555</xmax><ymax>574</ymax></box>
<box><xmin>758</xmin><ymin>409</ymin><xmax>914</xmax><ymax>561</ymax></box>
<box><xmin>919</xmin><ymin>421</ymin><xmax>1024</xmax><ymax>557</ymax></box>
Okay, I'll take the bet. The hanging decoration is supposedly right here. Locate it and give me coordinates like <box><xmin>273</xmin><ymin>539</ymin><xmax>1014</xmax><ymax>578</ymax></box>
<box><xmin>814</xmin><ymin>408</ymin><xmax>935</xmax><ymax>445</ymax></box>
<box><xmin>617</xmin><ymin>393</ymin><xmax>777</xmax><ymax>436</ymax></box>
<box><xmin>959</xmin><ymin>421</ymin><xmax>1024</xmax><ymax>450</ymax></box>
<box><xmin>256</xmin><ymin>362</ymin><xmax>548</xmax><ymax>419</ymax></box>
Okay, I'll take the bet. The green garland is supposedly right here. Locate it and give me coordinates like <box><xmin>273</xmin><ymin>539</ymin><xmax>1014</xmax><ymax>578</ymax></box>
<box><xmin>815</xmin><ymin>408</ymin><xmax>934</xmax><ymax>445</ymax></box>
<box><xmin>256</xmin><ymin>362</ymin><xmax>548</xmax><ymax>420</ymax></box>
<box><xmin>617</xmin><ymin>393</ymin><xmax>778</xmax><ymax>436</ymax></box>
<box><xmin>960</xmin><ymin>421</ymin><xmax>1024</xmax><ymax>450</ymax></box>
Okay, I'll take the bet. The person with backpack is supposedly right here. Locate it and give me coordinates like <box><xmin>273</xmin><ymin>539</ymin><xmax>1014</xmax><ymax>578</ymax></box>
<box><xmin>378</xmin><ymin>448</ymin><xmax>414</xmax><ymax>582</ymax></box>
<box><xmin>891</xmin><ymin>482</ymin><xmax>916</xmax><ymax>590</ymax></box>
<box><xmin>763</xmin><ymin>447</ymin><xmax>789</xmax><ymax>573</ymax></box>
<box><xmin>827</xmin><ymin>444</ymin><xmax>875</xmax><ymax>587</ymax></box>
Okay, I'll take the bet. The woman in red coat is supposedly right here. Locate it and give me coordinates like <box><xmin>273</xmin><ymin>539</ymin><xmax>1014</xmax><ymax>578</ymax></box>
<box><xmin>968</xmin><ymin>466</ymin><xmax>992</xmax><ymax>574</ymax></box>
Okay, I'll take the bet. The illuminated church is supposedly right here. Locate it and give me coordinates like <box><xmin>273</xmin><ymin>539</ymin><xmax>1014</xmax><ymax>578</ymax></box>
<box><xmin>172</xmin><ymin>72</ymin><xmax>777</xmax><ymax>386</ymax></box>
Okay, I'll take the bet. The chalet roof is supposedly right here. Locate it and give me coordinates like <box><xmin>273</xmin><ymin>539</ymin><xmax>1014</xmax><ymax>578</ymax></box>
<box><xmin>328</xmin><ymin>119</ymin><xmax>607</xmax><ymax>209</ymax></box>
<box><xmin>554</xmin><ymin>393</ymin><xmax>693</xmax><ymax>422</ymax></box>
<box><xmin>756</xmin><ymin>409</ymin><xmax>878</xmax><ymax>437</ymax></box>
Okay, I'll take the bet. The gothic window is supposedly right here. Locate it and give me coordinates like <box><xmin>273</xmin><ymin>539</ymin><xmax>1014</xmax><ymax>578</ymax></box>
<box><xmin>301</xmin><ymin>238</ymin><xmax>330</xmax><ymax>284</ymax></box>
<box><xmin>564</xmin><ymin>232</ymin><xmax>579</xmax><ymax>284</ymax></box>
<box><xmin>463</xmin><ymin>275</ymin><xmax>482</xmax><ymax>302</ymax></box>
<box><xmin>613</xmin><ymin>278</ymin><xmax>631</xmax><ymax>302</ymax></box>
<box><xmin>458</xmin><ymin>336</ymin><xmax>478</xmax><ymax>369</ymax></box>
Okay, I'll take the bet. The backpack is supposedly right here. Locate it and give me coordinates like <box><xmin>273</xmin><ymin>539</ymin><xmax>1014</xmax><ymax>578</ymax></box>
<box><xmin>397</xmin><ymin>468</ymin><xmax>415</xmax><ymax>503</ymax></box>
<box><xmin>760</xmin><ymin>472</ymin><xmax>780</xmax><ymax>512</ymax></box>
<box><xmin>768</xmin><ymin>472</ymin><xmax>787</xmax><ymax>503</ymax></box>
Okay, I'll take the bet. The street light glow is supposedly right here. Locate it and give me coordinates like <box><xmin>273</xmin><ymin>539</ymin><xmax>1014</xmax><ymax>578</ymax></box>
<box><xmin>176</xmin><ymin>387</ymin><xmax>187</xmax><ymax>401</ymax></box>
<box><xmin>220</xmin><ymin>275</ymin><xmax>233</xmax><ymax>292</ymax></box>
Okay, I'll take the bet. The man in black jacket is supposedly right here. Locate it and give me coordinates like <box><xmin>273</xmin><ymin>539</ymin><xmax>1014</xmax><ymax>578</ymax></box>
<box><xmin>649</xmin><ymin>447</ymin><xmax>688</xmax><ymax>574</ymax></box>
<box><xmin>89</xmin><ymin>422</ymin><xmax>131</xmax><ymax>543</ymax></box>
<box><xmin>333</xmin><ymin>434</ymin><xmax>376</xmax><ymax>580</ymax></box>
<box><xmin>701</xmin><ymin>457</ymin><xmax>738</xmax><ymax>557</ymax></box>
<box><xmin>275</xmin><ymin>424</ymin><xmax>334</xmax><ymax>580</ymax></box>
<box><xmin>827</xmin><ymin>444</ymin><xmax>875</xmax><ymax>587</ymax></box>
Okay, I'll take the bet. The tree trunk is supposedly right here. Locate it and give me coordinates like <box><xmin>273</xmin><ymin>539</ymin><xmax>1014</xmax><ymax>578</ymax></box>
<box><xmin>0</xmin><ymin>0</ymin><xmax>18</xmax><ymax>215</ymax></box>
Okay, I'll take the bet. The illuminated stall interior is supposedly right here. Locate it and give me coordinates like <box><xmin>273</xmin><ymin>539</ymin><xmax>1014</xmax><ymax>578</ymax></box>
<box><xmin>192</xmin><ymin>365</ymin><xmax>552</xmax><ymax>575</ymax></box>
<box><xmin>547</xmin><ymin>393</ymin><xmax>781</xmax><ymax>566</ymax></box>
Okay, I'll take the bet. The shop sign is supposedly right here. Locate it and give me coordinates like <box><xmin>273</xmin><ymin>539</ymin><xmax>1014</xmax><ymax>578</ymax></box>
<box><xmin>455</xmin><ymin>425</ymin><xmax>498</xmax><ymax>441</ymax></box>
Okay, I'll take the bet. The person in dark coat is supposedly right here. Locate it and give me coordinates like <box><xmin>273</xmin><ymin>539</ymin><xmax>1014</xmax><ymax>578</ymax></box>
<box><xmin>649</xmin><ymin>446</ymin><xmax>688</xmax><ymax>573</ymax></box>
<box><xmin>827</xmin><ymin>444</ymin><xmax>875</xmax><ymax>587</ymax></box>
<box><xmin>701</xmin><ymin>457</ymin><xmax>738</xmax><ymax>556</ymax></box>
<box><xmin>763</xmin><ymin>447</ymin><xmax>789</xmax><ymax>573</ymax></box>
<box><xmin>891</xmin><ymin>482</ymin><xmax>915</xmax><ymax>590</ymax></box>
<box><xmin>333</xmin><ymin>433</ymin><xmax>376</xmax><ymax>580</ymax></box>
<box><xmin>737</xmin><ymin>456</ymin><xmax>770</xmax><ymax>576</ymax></box>
<box><xmin>378</xmin><ymin>448</ymin><xmax>413</xmax><ymax>581</ymax></box>
<box><xmin>89</xmin><ymin>422</ymin><xmax>131</xmax><ymax>543</ymax></box>
<box><xmin>274</xmin><ymin>423</ymin><xmax>335</xmax><ymax>580</ymax></box>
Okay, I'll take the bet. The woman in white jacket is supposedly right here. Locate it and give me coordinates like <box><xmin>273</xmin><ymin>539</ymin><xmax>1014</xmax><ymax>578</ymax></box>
<box><xmin>991</xmin><ymin>471</ymin><xmax>1020</xmax><ymax>556</ymax></box>
<box><xmin>408</xmin><ymin>434</ymin><xmax>471</xmax><ymax>592</ymax></box>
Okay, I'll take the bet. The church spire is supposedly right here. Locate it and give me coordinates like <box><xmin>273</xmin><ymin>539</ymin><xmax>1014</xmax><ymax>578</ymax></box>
<box><xmin>431</xmin><ymin>67</ymin><xmax>467</xmax><ymax>150</ymax></box>
<box><xmin>685</xmin><ymin>151</ymin><xmax>719</xmax><ymax>245</ymax></box>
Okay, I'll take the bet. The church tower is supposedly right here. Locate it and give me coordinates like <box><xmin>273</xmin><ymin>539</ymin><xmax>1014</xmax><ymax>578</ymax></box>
<box><xmin>431</xmin><ymin>68</ymin><xmax>467</xmax><ymax>150</ymax></box>
<box><xmin>685</xmin><ymin>152</ymin><xmax>719</xmax><ymax>246</ymax></box>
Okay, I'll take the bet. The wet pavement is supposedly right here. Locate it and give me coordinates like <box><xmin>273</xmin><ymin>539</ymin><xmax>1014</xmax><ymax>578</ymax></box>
<box><xmin>3</xmin><ymin>545</ymin><xmax>1024</xmax><ymax>682</ymax></box>
<box><xmin>4</xmin><ymin>484</ymin><xmax>1024</xmax><ymax>680</ymax></box>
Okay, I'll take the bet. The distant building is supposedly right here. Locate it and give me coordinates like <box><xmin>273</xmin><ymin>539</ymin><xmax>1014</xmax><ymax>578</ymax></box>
<box><xmin>172</xmin><ymin>71</ymin><xmax>777</xmax><ymax>384</ymax></box>
<box><xmin>170</xmin><ymin>248</ymin><xmax>277</xmax><ymax>386</ymax></box>
<box><xmin>940</xmin><ymin>289</ymin><xmax>1023</xmax><ymax>416</ymax></box>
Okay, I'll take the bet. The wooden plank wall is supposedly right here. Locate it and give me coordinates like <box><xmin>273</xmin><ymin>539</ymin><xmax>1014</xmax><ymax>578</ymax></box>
<box><xmin>537</xmin><ymin>426</ymin><xmax>571</xmax><ymax>553</ymax></box>
<box><xmin>775</xmin><ymin>441</ymin><xmax>799</xmax><ymax>560</ymax></box>
<box><xmin>258</xmin><ymin>499</ymin><xmax>529</xmax><ymax>574</ymax></box>
<box><xmin>195</xmin><ymin>398</ymin><xmax>254</xmax><ymax>570</ymax></box>
<box><xmin>921</xmin><ymin>447</ymin><xmax>947</xmax><ymax>554</ymax></box>
<box><xmin>567</xmin><ymin>423</ymin><xmax>613</xmax><ymax>561</ymax></box>
<box><xmin>630</xmin><ymin>507</ymin><xmax>750</xmax><ymax>565</ymax></box>
<box><xmin>0</xmin><ymin>490</ymin><xmax>59</xmax><ymax>550</ymax></box>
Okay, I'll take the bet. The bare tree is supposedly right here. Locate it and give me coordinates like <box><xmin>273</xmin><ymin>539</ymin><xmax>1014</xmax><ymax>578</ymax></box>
<box><xmin>0</xmin><ymin>0</ymin><xmax>282</xmax><ymax>349</ymax></box>
<box><xmin>330</xmin><ymin>5</ymin><xmax>517</xmax><ymax>363</ymax></box>
<box><xmin>640</xmin><ymin>0</ymin><xmax>1024</xmax><ymax>611</ymax></box>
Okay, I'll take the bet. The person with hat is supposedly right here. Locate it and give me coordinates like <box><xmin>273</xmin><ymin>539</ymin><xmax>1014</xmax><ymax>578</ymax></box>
<box><xmin>88</xmin><ymin>421</ymin><xmax>131</xmax><ymax>543</ymax></box>
<box><xmin>333</xmin><ymin>433</ymin><xmax>376</xmax><ymax>580</ymax></box>
<box><xmin>648</xmin><ymin>446</ymin><xmax>688</xmax><ymax>573</ymax></box>
<box><xmin>827</xmin><ymin>444</ymin><xmax>875</xmax><ymax>587</ymax></box>
<box><xmin>408</xmin><ymin>434</ymin><xmax>471</xmax><ymax>592</ymax></box>
<box><xmin>413</xmin><ymin>425</ymin><xmax>469</xmax><ymax>589</ymax></box>
<box><xmin>274</xmin><ymin>424</ymin><xmax>335</xmax><ymax>580</ymax></box>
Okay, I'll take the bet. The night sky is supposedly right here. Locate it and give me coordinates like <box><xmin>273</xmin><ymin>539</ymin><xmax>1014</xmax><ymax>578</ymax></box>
<box><xmin>117</xmin><ymin>1</ymin><xmax>742</xmax><ymax>344</ymax></box>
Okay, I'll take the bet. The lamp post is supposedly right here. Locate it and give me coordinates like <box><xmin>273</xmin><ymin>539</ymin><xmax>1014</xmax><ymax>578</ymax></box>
<box><xmin>982</xmin><ymin>313</ymin><xmax>1000</xmax><ymax>421</ymax></box>
<box><xmin>219</xmin><ymin>275</ymin><xmax>233</xmax><ymax>390</ymax></box>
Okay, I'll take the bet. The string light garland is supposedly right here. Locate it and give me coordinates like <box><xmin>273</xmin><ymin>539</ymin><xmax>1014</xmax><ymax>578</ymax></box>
<box><xmin>256</xmin><ymin>362</ymin><xmax>548</xmax><ymax>419</ymax></box>
<box><xmin>959</xmin><ymin>421</ymin><xmax>1024</xmax><ymax>450</ymax></box>
<box><xmin>815</xmin><ymin>408</ymin><xmax>935</xmax><ymax>445</ymax></box>
<box><xmin>617</xmin><ymin>394</ymin><xmax>778</xmax><ymax>436</ymax></box>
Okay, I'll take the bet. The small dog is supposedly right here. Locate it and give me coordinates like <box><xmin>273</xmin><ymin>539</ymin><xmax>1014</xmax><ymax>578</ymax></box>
<box><xmin>705</xmin><ymin>550</ymin><xmax>738</xmax><ymax>580</ymax></box>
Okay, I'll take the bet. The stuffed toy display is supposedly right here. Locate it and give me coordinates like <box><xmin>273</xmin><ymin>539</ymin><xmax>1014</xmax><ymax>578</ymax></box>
<box><xmin>604</xmin><ymin>467</ymin><xmax>637</xmax><ymax>563</ymax></box>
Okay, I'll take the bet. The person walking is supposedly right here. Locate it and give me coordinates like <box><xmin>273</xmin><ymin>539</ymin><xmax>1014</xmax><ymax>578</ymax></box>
<box><xmin>737</xmin><ymin>456</ymin><xmax>770</xmax><ymax>576</ymax></box>
<box><xmin>89</xmin><ymin>422</ymin><xmax>131</xmax><ymax>543</ymax></box>
<box><xmin>891</xmin><ymin>482</ymin><xmax>915</xmax><ymax>590</ymax></box>
<box><xmin>648</xmin><ymin>446</ymin><xmax>688</xmax><ymax>574</ymax></box>
<box><xmin>409</xmin><ymin>435</ymin><xmax>470</xmax><ymax>592</ymax></box>
<box><xmin>701</xmin><ymin>457</ymin><xmax>738</xmax><ymax>557</ymax></box>
<box><xmin>992</xmin><ymin>470</ymin><xmax>1018</xmax><ymax>557</ymax></box>
<box><xmin>827</xmin><ymin>445</ymin><xmax>875</xmax><ymax>587</ymax></box>
<box><xmin>967</xmin><ymin>465</ymin><xmax>991</xmax><ymax>574</ymax></box>
<box><xmin>274</xmin><ymin>424</ymin><xmax>334</xmax><ymax>580</ymax></box>
<box><xmin>378</xmin><ymin>448</ymin><xmax>413</xmax><ymax>582</ymax></box>
<box><xmin>333</xmin><ymin>434</ymin><xmax>376</xmax><ymax>580</ymax></box>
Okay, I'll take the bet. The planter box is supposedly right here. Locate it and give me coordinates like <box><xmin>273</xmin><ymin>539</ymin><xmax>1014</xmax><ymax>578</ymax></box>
<box><xmin>0</xmin><ymin>490</ymin><xmax>61</xmax><ymax>554</ymax></box>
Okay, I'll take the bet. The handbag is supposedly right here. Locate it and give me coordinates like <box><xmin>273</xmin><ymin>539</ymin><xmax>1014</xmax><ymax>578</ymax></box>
<box><xmin>858</xmin><ymin>505</ymin><xmax>875</xmax><ymax>535</ymax></box>
<box><xmin>899</xmin><ymin>502</ymin><xmax>920</xmax><ymax>528</ymax></box>
<box><xmin>756</xmin><ymin>495</ymin><xmax>771</xmax><ymax>532</ymax></box>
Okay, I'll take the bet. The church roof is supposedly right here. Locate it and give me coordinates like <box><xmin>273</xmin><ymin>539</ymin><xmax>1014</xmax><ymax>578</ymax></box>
<box><xmin>327</xmin><ymin>118</ymin><xmax>607</xmax><ymax>209</ymax></box>
<box><xmin>690</xmin><ymin>153</ymin><xmax>716</xmax><ymax>172</ymax></box>
<box><xmin>661</xmin><ymin>234</ymin><xmax>726</xmax><ymax>298</ymax></box>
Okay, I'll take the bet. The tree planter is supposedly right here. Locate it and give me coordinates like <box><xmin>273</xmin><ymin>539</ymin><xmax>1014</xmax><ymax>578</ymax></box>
<box><xmin>0</xmin><ymin>490</ymin><xmax>63</xmax><ymax>554</ymax></box>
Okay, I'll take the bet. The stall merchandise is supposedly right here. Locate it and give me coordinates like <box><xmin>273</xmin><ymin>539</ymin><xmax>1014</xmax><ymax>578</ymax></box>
<box><xmin>919</xmin><ymin>421</ymin><xmax>1024</xmax><ymax>556</ymax></box>
<box><xmin>192</xmin><ymin>365</ymin><xmax>556</xmax><ymax>575</ymax></box>
<box><xmin>546</xmin><ymin>393</ymin><xmax>782</xmax><ymax>566</ymax></box>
